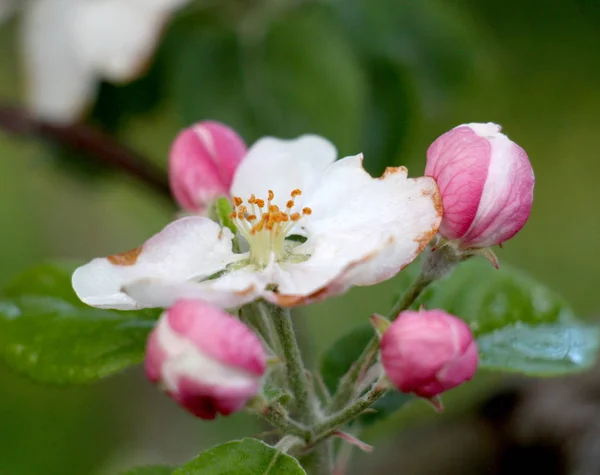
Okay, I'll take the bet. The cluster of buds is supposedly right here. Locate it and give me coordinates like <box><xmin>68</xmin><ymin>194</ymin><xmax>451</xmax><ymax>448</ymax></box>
<box><xmin>145</xmin><ymin>120</ymin><xmax>533</xmax><ymax>417</ymax></box>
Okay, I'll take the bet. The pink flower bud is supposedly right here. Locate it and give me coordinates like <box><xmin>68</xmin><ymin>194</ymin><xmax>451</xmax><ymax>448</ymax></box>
<box><xmin>169</xmin><ymin>121</ymin><xmax>247</xmax><ymax>213</ymax></box>
<box><xmin>425</xmin><ymin>123</ymin><xmax>534</xmax><ymax>248</ymax></box>
<box><xmin>380</xmin><ymin>310</ymin><xmax>478</xmax><ymax>398</ymax></box>
<box><xmin>145</xmin><ymin>299</ymin><xmax>266</xmax><ymax>419</ymax></box>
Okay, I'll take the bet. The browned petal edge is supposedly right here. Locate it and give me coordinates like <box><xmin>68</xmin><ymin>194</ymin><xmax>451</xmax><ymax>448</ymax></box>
<box><xmin>377</xmin><ymin>165</ymin><xmax>408</xmax><ymax>179</ymax></box>
<box><xmin>271</xmin><ymin>249</ymin><xmax>381</xmax><ymax>308</ymax></box>
<box><xmin>414</xmin><ymin>180</ymin><xmax>443</xmax><ymax>252</ymax></box>
<box><xmin>107</xmin><ymin>246</ymin><xmax>143</xmax><ymax>266</ymax></box>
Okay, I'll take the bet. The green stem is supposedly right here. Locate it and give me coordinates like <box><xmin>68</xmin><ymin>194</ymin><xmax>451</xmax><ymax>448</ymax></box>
<box><xmin>314</xmin><ymin>385</ymin><xmax>386</xmax><ymax>445</ymax></box>
<box><xmin>261</xmin><ymin>406</ymin><xmax>311</xmax><ymax>441</ymax></box>
<box><xmin>328</xmin><ymin>273</ymin><xmax>433</xmax><ymax>412</ymax></box>
<box><xmin>298</xmin><ymin>444</ymin><xmax>332</xmax><ymax>475</ymax></box>
<box><xmin>271</xmin><ymin>305</ymin><xmax>317</xmax><ymax>424</ymax></box>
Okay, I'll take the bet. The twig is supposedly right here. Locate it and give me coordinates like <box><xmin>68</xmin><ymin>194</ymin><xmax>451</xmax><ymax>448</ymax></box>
<box><xmin>0</xmin><ymin>102</ymin><xmax>172</xmax><ymax>200</ymax></box>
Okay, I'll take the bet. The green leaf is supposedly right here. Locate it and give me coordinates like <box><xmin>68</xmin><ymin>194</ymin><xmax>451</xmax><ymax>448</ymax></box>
<box><xmin>415</xmin><ymin>259</ymin><xmax>577</xmax><ymax>335</ymax></box>
<box><xmin>173</xmin><ymin>438</ymin><xmax>306</xmax><ymax>475</ymax></box>
<box><xmin>0</xmin><ymin>262</ymin><xmax>159</xmax><ymax>384</ymax></box>
<box><xmin>477</xmin><ymin>323</ymin><xmax>600</xmax><ymax>375</ymax></box>
<box><xmin>120</xmin><ymin>467</ymin><xmax>173</xmax><ymax>475</ymax></box>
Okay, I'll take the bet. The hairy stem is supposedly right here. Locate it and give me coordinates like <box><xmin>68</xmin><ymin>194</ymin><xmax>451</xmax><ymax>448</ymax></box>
<box><xmin>261</xmin><ymin>405</ymin><xmax>311</xmax><ymax>441</ymax></box>
<box><xmin>314</xmin><ymin>385</ymin><xmax>386</xmax><ymax>445</ymax></box>
<box><xmin>328</xmin><ymin>273</ymin><xmax>433</xmax><ymax>412</ymax></box>
<box><xmin>271</xmin><ymin>305</ymin><xmax>317</xmax><ymax>424</ymax></box>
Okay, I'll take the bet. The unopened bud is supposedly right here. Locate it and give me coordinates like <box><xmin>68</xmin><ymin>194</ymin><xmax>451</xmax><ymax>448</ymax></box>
<box><xmin>425</xmin><ymin>123</ymin><xmax>534</xmax><ymax>249</ymax></box>
<box><xmin>169</xmin><ymin>121</ymin><xmax>247</xmax><ymax>213</ymax></box>
<box><xmin>145</xmin><ymin>299</ymin><xmax>266</xmax><ymax>419</ymax></box>
<box><xmin>380</xmin><ymin>309</ymin><xmax>478</xmax><ymax>398</ymax></box>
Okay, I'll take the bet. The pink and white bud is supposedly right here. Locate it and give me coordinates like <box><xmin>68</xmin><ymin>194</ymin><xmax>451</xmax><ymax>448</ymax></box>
<box><xmin>145</xmin><ymin>299</ymin><xmax>266</xmax><ymax>419</ymax></box>
<box><xmin>425</xmin><ymin>123</ymin><xmax>534</xmax><ymax>248</ymax></box>
<box><xmin>380</xmin><ymin>309</ymin><xmax>478</xmax><ymax>398</ymax></box>
<box><xmin>169</xmin><ymin>121</ymin><xmax>247</xmax><ymax>213</ymax></box>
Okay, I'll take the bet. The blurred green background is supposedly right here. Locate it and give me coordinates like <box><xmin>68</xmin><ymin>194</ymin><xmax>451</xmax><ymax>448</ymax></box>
<box><xmin>0</xmin><ymin>0</ymin><xmax>599</xmax><ymax>473</ymax></box>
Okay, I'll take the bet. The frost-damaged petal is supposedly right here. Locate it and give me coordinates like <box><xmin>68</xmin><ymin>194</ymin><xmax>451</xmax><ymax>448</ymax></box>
<box><xmin>22</xmin><ymin>0</ymin><xmax>96</xmax><ymax>122</ymax></box>
<box><xmin>72</xmin><ymin>0</ymin><xmax>183</xmax><ymax>82</ymax></box>
<box><xmin>265</xmin><ymin>155</ymin><xmax>442</xmax><ymax>306</ymax></box>
<box><xmin>230</xmin><ymin>135</ymin><xmax>337</xmax><ymax>209</ymax></box>
<box><xmin>123</xmin><ymin>270</ymin><xmax>263</xmax><ymax>309</ymax></box>
<box><xmin>72</xmin><ymin>217</ymin><xmax>236</xmax><ymax>310</ymax></box>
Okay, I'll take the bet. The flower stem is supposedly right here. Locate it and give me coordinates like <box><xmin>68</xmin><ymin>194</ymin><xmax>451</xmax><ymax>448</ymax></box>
<box><xmin>271</xmin><ymin>305</ymin><xmax>317</xmax><ymax>424</ymax></box>
<box><xmin>261</xmin><ymin>406</ymin><xmax>311</xmax><ymax>441</ymax></box>
<box><xmin>328</xmin><ymin>273</ymin><xmax>433</xmax><ymax>412</ymax></box>
<box><xmin>314</xmin><ymin>385</ymin><xmax>386</xmax><ymax>445</ymax></box>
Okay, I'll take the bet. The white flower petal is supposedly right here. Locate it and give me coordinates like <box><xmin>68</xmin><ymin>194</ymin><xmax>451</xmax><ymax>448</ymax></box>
<box><xmin>265</xmin><ymin>155</ymin><xmax>442</xmax><ymax>306</ymax></box>
<box><xmin>123</xmin><ymin>270</ymin><xmax>264</xmax><ymax>309</ymax></box>
<box><xmin>22</xmin><ymin>0</ymin><xmax>96</xmax><ymax>122</ymax></box>
<box><xmin>72</xmin><ymin>0</ymin><xmax>177</xmax><ymax>81</ymax></box>
<box><xmin>230</xmin><ymin>135</ymin><xmax>337</xmax><ymax>208</ymax></box>
<box><xmin>72</xmin><ymin>217</ymin><xmax>236</xmax><ymax>310</ymax></box>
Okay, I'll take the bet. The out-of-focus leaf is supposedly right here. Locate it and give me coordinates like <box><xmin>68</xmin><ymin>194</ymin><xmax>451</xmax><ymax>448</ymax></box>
<box><xmin>321</xmin><ymin>260</ymin><xmax>593</xmax><ymax>427</ymax></box>
<box><xmin>260</xmin><ymin>5</ymin><xmax>366</xmax><ymax>155</ymax></box>
<box><xmin>0</xmin><ymin>262</ymin><xmax>159</xmax><ymax>384</ymax></box>
<box><xmin>333</xmin><ymin>0</ymin><xmax>481</xmax><ymax>105</ymax></box>
<box><xmin>173</xmin><ymin>438</ymin><xmax>306</xmax><ymax>474</ymax></box>
<box><xmin>320</xmin><ymin>324</ymin><xmax>373</xmax><ymax>395</ymax></box>
<box><xmin>166</xmin><ymin>24</ymin><xmax>256</xmax><ymax>139</ymax></box>
<box><xmin>416</xmin><ymin>259</ymin><xmax>577</xmax><ymax>335</ymax></box>
<box><xmin>361</xmin><ymin>59</ymin><xmax>414</xmax><ymax>175</ymax></box>
<box><xmin>120</xmin><ymin>466</ymin><xmax>173</xmax><ymax>475</ymax></box>
<box><xmin>477</xmin><ymin>323</ymin><xmax>600</xmax><ymax>375</ymax></box>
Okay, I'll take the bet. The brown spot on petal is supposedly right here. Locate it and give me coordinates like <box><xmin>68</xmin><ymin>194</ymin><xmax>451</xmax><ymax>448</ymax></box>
<box><xmin>108</xmin><ymin>246</ymin><xmax>142</xmax><ymax>266</ymax></box>
<box><xmin>413</xmin><ymin>186</ymin><xmax>443</xmax><ymax>253</ymax></box>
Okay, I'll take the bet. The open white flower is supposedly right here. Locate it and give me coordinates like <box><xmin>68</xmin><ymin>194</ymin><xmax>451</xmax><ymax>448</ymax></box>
<box><xmin>2</xmin><ymin>0</ymin><xmax>188</xmax><ymax>123</ymax></box>
<box><xmin>73</xmin><ymin>135</ymin><xmax>443</xmax><ymax>310</ymax></box>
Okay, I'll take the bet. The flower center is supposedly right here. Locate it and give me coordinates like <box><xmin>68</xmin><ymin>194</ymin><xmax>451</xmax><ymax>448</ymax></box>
<box><xmin>230</xmin><ymin>189</ymin><xmax>312</xmax><ymax>267</ymax></box>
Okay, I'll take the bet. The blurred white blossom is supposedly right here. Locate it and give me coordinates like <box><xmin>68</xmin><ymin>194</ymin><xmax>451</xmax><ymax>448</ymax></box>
<box><xmin>1</xmin><ymin>0</ymin><xmax>190</xmax><ymax>123</ymax></box>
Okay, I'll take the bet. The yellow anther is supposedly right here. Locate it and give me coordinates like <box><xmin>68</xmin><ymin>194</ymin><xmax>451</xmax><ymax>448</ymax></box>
<box><xmin>302</xmin><ymin>207</ymin><xmax>312</xmax><ymax>215</ymax></box>
<box><xmin>233</xmin><ymin>196</ymin><xmax>243</xmax><ymax>207</ymax></box>
<box><xmin>290</xmin><ymin>212</ymin><xmax>301</xmax><ymax>221</ymax></box>
<box><xmin>286</xmin><ymin>200</ymin><xmax>295</xmax><ymax>209</ymax></box>
<box><xmin>228</xmin><ymin>212</ymin><xmax>236</xmax><ymax>219</ymax></box>
<box><xmin>248</xmin><ymin>194</ymin><xmax>256</xmax><ymax>204</ymax></box>
<box><xmin>291</xmin><ymin>189</ymin><xmax>302</xmax><ymax>198</ymax></box>
<box><xmin>255</xmin><ymin>199</ymin><xmax>265</xmax><ymax>208</ymax></box>
<box><xmin>268</xmin><ymin>190</ymin><xmax>275</xmax><ymax>201</ymax></box>
<box><xmin>247</xmin><ymin>214</ymin><xmax>257</xmax><ymax>221</ymax></box>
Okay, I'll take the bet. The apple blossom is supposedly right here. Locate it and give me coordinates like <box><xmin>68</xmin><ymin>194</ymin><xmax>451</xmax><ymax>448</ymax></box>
<box><xmin>1</xmin><ymin>0</ymin><xmax>190</xmax><ymax>123</ymax></box>
<box><xmin>169</xmin><ymin>121</ymin><xmax>247</xmax><ymax>213</ymax></box>
<box><xmin>380</xmin><ymin>309</ymin><xmax>478</xmax><ymax>398</ymax></box>
<box><xmin>72</xmin><ymin>134</ymin><xmax>442</xmax><ymax>310</ymax></box>
<box><xmin>146</xmin><ymin>299</ymin><xmax>266</xmax><ymax>419</ymax></box>
<box><xmin>425</xmin><ymin>122</ymin><xmax>534</xmax><ymax>249</ymax></box>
